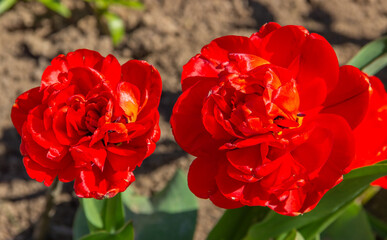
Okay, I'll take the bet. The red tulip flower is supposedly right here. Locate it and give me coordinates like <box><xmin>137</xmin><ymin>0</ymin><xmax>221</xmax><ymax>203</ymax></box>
<box><xmin>11</xmin><ymin>49</ymin><xmax>162</xmax><ymax>199</ymax></box>
<box><xmin>171</xmin><ymin>23</ymin><xmax>372</xmax><ymax>215</ymax></box>
<box><xmin>350</xmin><ymin>74</ymin><xmax>387</xmax><ymax>188</ymax></box>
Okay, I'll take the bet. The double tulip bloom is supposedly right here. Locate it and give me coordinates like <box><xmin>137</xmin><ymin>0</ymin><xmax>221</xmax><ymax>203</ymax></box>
<box><xmin>11</xmin><ymin>23</ymin><xmax>387</xmax><ymax>216</ymax></box>
<box><xmin>11</xmin><ymin>49</ymin><xmax>162</xmax><ymax>199</ymax></box>
<box><xmin>171</xmin><ymin>22</ymin><xmax>387</xmax><ymax>215</ymax></box>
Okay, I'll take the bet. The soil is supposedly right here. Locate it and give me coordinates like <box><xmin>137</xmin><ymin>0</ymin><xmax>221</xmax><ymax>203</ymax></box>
<box><xmin>0</xmin><ymin>0</ymin><xmax>386</xmax><ymax>239</ymax></box>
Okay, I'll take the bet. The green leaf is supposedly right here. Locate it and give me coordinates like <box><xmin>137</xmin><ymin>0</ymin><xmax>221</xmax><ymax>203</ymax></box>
<box><xmin>152</xmin><ymin>170</ymin><xmax>198</xmax><ymax>213</ymax></box>
<box><xmin>80</xmin><ymin>232</ymin><xmax>111</xmax><ymax>240</ymax></box>
<box><xmin>37</xmin><ymin>0</ymin><xmax>71</xmax><ymax>18</ymax></box>
<box><xmin>298</xmin><ymin>202</ymin><xmax>350</xmax><ymax>240</ymax></box>
<box><xmin>244</xmin><ymin>161</ymin><xmax>387</xmax><ymax>240</ymax></box>
<box><xmin>366</xmin><ymin>213</ymin><xmax>387</xmax><ymax>239</ymax></box>
<box><xmin>73</xmin><ymin>204</ymin><xmax>91</xmax><ymax>240</ymax></box>
<box><xmin>79</xmin><ymin>221</ymin><xmax>134</xmax><ymax>240</ymax></box>
<box><xmin>362</xmin><ymin>53</ymin><xmax>387</xmax><ymax>75</ymax></box>
<box><xmin>321</xmin><ymin>202</ymin><xmax>374</xmax><ymax>240</ymax></box>
<box><xmin>283</xmin><ymin>229</ymin><xmax>305</xmax><ymax>240</ymax></box>
<box><xmin>111</xmin><ymin>0</ymin><xmax>144</xmax><ymax>9</ymax></box>
<box><xmin>122</xmin><ymin>169</ymin><xmax>198</xmax><ymax>240</ymax></box>
<box><xmin>122</xmin><ymin>188</ymin><xmax>153</xmax><ymax>214</ymax></box>
<box><xmin>207</xmin><ymin>206</ymin><xmax>269</xmax><ymax>240</ymax></box>
<box><xmin>114</xmin><ymin>221</ymin><xmax>134</xmax><ymax>240</ymax></box>
<box><xmin>348</xmin><ymin>36</ymin><xmax>387</xmax><ymax>75</ymax></box>
<box><xmin>74</xmin><ymin>206</ymin><xmax>133</xmax><ymax>240</ymax></box>
<box><xmin>102</xmin><ymin>193</ymin><xmax>125</xmax><ymax>233</ymax></box>
<box><xmin>103</xmin><ymin>12</ymin><xmax>125</xmax><ymax>46</ymax></box>
<box><xmin>81</xmin><ymin>198</ymin><xmax>105</xmax><ymax>230</ymax></box>
<box><xmin>0</xmin><ymin>0</ymin><xmax>17</xmax><ymax>15</ymax></box>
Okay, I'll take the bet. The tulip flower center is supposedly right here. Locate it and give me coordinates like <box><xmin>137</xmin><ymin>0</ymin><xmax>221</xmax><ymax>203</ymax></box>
<box><xmin>202</xmin><ymin>57</ymin><xmax>301</xmax><ymax>139</ymax></box>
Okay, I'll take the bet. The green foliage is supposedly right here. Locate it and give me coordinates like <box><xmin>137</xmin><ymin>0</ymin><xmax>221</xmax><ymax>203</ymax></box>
<box><xmin>103</xmin><ymin>11</ymin><xmax>125</xmax><ymax>46</ymax></box>
<box><xmin>86</xmin><ymin>0</ymin><xmax>144</xmax><ymax>46</ymax></box>
<box><xmin>74</xmin><ymin>194</ymin><xmax>130</xmax><ymax>239</ymax></box>
<box><xmin>283</xmin><ymin>229</ymin><xmax>305</xmax><ymax>240</ymax></box>
<box><xmin>73</xmin><ymin>170</ymin><xmax>198</xmax><ymax>240</ymax></box>
<box><xmin>86</xmin><ymin>0</ymin><xmax>143</xmax><ymax>11</ymax></box>
<box><xmin>81</xmin><ymin>198</ymin><xmax>105</xmax><ymax>231</ymax></box>
<box><xmin>101</xmin><ymin>193</ymin><xmax>125</xmax><ymax>233</ymax></box>
<box><xmin>348</xmin><ymin>36</ymin><xmax>387</xmax><ymax>75</ymax></box>
<box><xmin>0</xmin><ymin>0</ymin><xmax>17</xmax><ymax>15</ymax></box>
<box><xmin>80</xmin><ymin>222</ymin><xmax>134</xmax><ymax>240</ymax></box>
<box><xmin>73</xmin><ymin>202</ymin><xmax>91</xmax><ymax>240</ymax></box>
<box><xmin>37</xmin><ymin>0</ymin><xmax>71</xmax><ymax>17</ymax></box>
<box><xmin>122</xmin><ymin>169</ymin><xmax>198</xmax><ymax>240</ymax></box>
<box><xmin>0</xmin><ymin>0</ymin><xmax>70</xmax><ymax>17</ymax></box>
<box><xmin>0</xmin><ymin>0</ymin><xmax>143</xmax><ymax>46</ymax></box>
<box><xmin>207</xmin><ymin>206</ymin><xmax>269</xmax><ymax>240</ymax></box>
<box><xmin>321</xmin><ymin>202</ymin><xmax>374</xmax><ymax>240</ymax></box>
<box><xmin>367</xmin><ymin>212</ymin><xmax>387</xmax><ymax>238</ymax></box>
<box><xmin>243</xmin><ymin>161</ymin><xmax>387</xmax><ymax>240</ymax></box>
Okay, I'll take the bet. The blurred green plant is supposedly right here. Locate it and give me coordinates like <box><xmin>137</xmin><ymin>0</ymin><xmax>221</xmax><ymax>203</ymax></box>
<box><xmin>73</xmin><ymin>170</ymin><xmax>198</xmax><ymax>240</ymax></box>
<box><xmin>86</xmin><ymin>0</ymin><xmax>144</xmax><ymax>46</ymax></box>
<box><xmin>0</xmin><ymin>0</ymin><xmax>144</xmax><ymax>46</ymax></box>
<box><xmin>0</xmin><ymin>0</ymin><xmax>71</xmax><ymax>17</ymax></box>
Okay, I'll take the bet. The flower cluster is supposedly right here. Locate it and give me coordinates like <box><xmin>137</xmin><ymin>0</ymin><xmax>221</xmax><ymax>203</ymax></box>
<box><xmin>171</xmin><ymin>22</ymin><xmax>387</xmax><ymax>215</ymax></box>
<box><xmin>11</xmin><ymin>49</ymin><xmax>162</xmax><ymax>199</ymax></box>
<box><xmin>11</xmin><ymin>23</ymin><xmax>387</xmax><ymax>216</ymax></box>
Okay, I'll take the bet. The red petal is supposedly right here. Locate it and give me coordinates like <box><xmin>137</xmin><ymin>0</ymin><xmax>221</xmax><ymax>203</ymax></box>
<box><xmin>279</xmin><ymin>189</ymin><xmax>307</xmax><ymax>216</ymax></box>
<box><xmin>22</xmin><ymin>125</ymin><xmax>65</xmax><ymax>169</ymax></box>
<box><xmin>240</xmin><ymin>182</ymin><xmax>271</xmax><ymax>206</ymax></box>
<box><xmin>26</xmin><ymin>105</ymin><xmax>63</xmax><ymax>149</ymax></box>
<box><xmin>227</xmin><ymin>164</ymin><xmax>261</xmax><ymax>183</ymax></box>
<box><xmin>57</xmin><ymin>154</ymin><xmax>77</xmax><ymax>182</ymax></box>
<box><xmin>228</xmin><ymin>53</ymin><xmax>270</xmax><ymax>73</ymax></box>
<box><xmin>209</xmin><ymin>190</ymin><xmax>244</xmax><ymax>209</ymax></box>
<box><xmin>70</xmin><ymin>140</ymin><xmax>107</xmax><ymax>171</ymax></box>
<box><xmin>94</xmin><ymin>54</ymin><xmax>121</xmax><ymax>90</ymax></box>
<box><xmin>68</xmin><ymin>67</ymin><xmax>104</xmax><ymax>95</ymax></box>
<box><xmin>311</xmin><ymin>114</ymin><xmax>355</xmax><ymax>189</ymax></box>
<box><xmin>52</xmin><ymin>106</ymin><xmax>74</xmax><ymax>145</ymax></box>
<box><xmin>66</xmin><ymin>49</ymin><xmax>104</xmax><ymax>69</ymax></box>
<box><xmin>322</xmin><ymin>65</ymin><xmax>370</xmax><ymax>129</ymax></box>
<box><xmin>200</xmin><ymin>35</ymin><xmax>257</xmax><ymax>65</ymax></box>
<box><xmin>187</xmin><ymin>156</ymin><xmax>219</xmax><ymax>199</ymax></box>
<box><xmin>215</xmin><ymin>163</ymin><xmax>245</xmax><ymax>201</ymax></box>
<box><xmin>372</xmin><ymin>177</ymin><xmax>387</xmax><ymax>189</ymax></box>
<box><xmin>291</xmin><ymin>126</ymin><xmax>333</xmax><ymax>176</ymax></box>
<box><xmin>182</xmin><ymin>54</ymin><xmax>219</xmax><ymax>90</ymax></box>
<box><xmin>74</xmin><ymin>162</ymin><xmax>134</xmax><ymax>199</ymax></box>
<box><xmin>201</xmin><ymin>97</ymin><xmax>234</xmax><ymax>140</ymax></box>
<box><xmin>351</xmin><ymin>76</ymin><xmax>387</xmax><ymax>170</ymax></box>
<box><xmin>258</xmin><ymin>153</ymin><xmax>299</xmax><ymax>190</ymax></box>
<box><xmin>121</xmin><ymin>60</ymin><xmax>162</xmax><ymax>120</ymax></box>
<box><xmin>293</xmin><ymin>33</ymin><xmax>339</xmax><ymax>110</ymax></box>
<box><xmin>11</xmin><ymin>87</ymin><xmax>43</xmax><ymax>135</ymax></box>
<box><xmin>220</xmin><ymin>133</ymin><xmax>274</xmax><ymax>150</ymax></box>
<box><xmin>116</xmin><ymin>82</ymin><xmax>140</xmax><ymax>121</ymax></box>
<box><xmin>41</xmin><ymin>55</ymin><xmax>69</xmax><ymax>88</ymax></box>
<box><xmin>23</xmin><ymin>157</ymin><xmax>56</xmax><ymax>186</ymax></box>
<box><xmin>256</xmin><ymin>25</ymin><xmax>309</xmax><ymax>67</ymax></box>
<box><xmin>171</xmin><ymin>78</ymin><xmax>223</xmax><ymax>156</ymax></box>
<box><xmin>251</xmin><ymin>22</ymin><xmax>282</xmax><ymax>39</ymax></box>
<box><xmin>106</xmin><ymin>143</ymin><xmax>148</xmax><ymax>171</ymax></box>
<box><xmin>226</xmin><ymin>145</ymin><xmax>264</xmax><ymax>174</ymax></box>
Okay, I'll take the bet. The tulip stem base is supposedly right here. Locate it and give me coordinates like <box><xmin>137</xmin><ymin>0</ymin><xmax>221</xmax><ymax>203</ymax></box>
<box><xmin>32</xmin><ymin>178</ymin><xmax>63</xmax><ymax>240</ymax></box>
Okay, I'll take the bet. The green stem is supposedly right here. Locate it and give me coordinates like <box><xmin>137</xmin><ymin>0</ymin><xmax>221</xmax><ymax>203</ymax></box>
<box><xmin>359</xmin><ymin>185</ymin><xmax>380</xmax><ymax>205</ymax></box>
<box><xmin>32</xmin><ymin>178</ymin><xmax>63</xmax><ymax>240</ymax></box>
<box><xmin>103</xmin><ymin>192</ymin><xmax>125</xmax><ymax>233</ymax></box>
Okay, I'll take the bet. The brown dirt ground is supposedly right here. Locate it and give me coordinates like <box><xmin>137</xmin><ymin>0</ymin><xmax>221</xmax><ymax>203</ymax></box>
<box><xmin>0</xmin><ymin>0</ymin><xmax>386</xmax><ymax>239</ymax></box>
